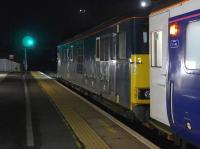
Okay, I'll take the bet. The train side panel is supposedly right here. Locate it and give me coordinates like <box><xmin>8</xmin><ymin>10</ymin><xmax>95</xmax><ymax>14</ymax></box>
<box><xmin>58</xmin><ymin>19</ymin><xmax>134</xmax><ymax>110</ymax></box>
<box><xmin>167</xmin><ymin>0</ymin><xmax>200</xmax><ymax>146</ymax></box>
<box><xmin>149</xmin><ymin>11</ymin><xmax>170</xmax><ymax>126</ymax></box>
<box><xmin>150</xmin><ymin>0</ymin><xmax>200</xmax><ymax>146</ymax></box>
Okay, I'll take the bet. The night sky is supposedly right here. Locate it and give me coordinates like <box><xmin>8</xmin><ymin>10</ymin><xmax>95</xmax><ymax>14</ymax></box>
<box><xmin>0</xmin><ymin>0</ymin><xmax>180</xmax><ymax>71</ymax></box>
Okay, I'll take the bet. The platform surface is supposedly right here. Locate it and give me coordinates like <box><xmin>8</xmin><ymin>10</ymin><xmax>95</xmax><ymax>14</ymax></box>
<box><xmin>0</xmin><ymin>72</ymin><xmax>80</xmax><ymax>149</ymax></box>
<box><xmin>32</xmin><ymin>71</ymin><xmax>158</xmax><ymax>149</ymax></box>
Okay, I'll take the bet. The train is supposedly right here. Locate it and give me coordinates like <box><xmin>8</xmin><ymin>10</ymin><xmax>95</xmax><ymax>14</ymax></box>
<box><xmin>57</xmin><ymin>17</ymin><xmax>150</xmax><ymax>122</ymax></box>
<box><xmin>57</xmin><ymin>0</ymin><xmax>200</xmax><ymax>147</ymax></box>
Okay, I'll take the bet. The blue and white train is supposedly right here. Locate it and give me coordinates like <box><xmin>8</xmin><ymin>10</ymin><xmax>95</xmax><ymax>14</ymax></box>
<box><xmin>150</xmin><ymin>0</ymin><xmax>200</xmax><ymax>147</ymax></box>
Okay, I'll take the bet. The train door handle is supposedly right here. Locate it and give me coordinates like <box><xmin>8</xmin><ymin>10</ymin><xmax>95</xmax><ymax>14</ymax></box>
<box><xmin>170</xmin><ymin>81</ymin><xmax>175</xmax><ymax>124</ymax></box>
<box><xmin>161</xmin><ymin>73</ymin><xmax>167</xmax><ymax>76</ymax></box>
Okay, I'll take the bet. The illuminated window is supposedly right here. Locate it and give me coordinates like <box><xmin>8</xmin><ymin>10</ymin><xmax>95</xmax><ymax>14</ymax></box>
<box><xmin>151</xmin><ymin>31</ymin><xmax>162</xmax><ymax>67</ymax></box>
<box><xmin>186</xmin><ymin>21</ymin><xmax>200</xmax><ymax>69</ymax></box>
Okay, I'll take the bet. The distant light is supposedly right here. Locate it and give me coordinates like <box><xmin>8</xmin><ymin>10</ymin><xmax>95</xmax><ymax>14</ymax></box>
<box><xmin>79</xmin><ymin>9</ymin><xmax>87</xmax><ymax>14</ymax></box>
<box><xmin>9</xmin><ymin>55</ymin><xmax>15</xmax><ymax>60</ymax></box>
<box><xmin>23</xmin><ymin>36</ymin><xmax>35</xmax><ymax>48</ymax></box>
<box><xmin>141</xmin><ymin>1</ymin><xmax>147</xmax><ymax>7</ymax></box>
<box><xmin>140</xmin><ymin>0</ymin><xmax>151</xmax><ymax>8</ymax></box>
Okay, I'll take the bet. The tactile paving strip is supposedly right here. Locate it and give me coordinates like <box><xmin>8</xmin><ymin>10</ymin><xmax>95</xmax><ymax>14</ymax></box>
<box><xmin>32</xmin><ymin>72</ymin><xmax>111</xmax><ymax>149</ymax></box>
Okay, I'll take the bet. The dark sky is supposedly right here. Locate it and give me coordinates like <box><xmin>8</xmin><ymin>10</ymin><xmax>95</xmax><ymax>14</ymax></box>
<box><xmin>0</xmin><ymin>0</ymin><xmax>178</xmax><ymax>70</ymax></box>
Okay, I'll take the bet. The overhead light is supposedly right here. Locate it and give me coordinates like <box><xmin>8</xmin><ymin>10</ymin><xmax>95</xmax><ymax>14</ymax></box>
<box><xmin>140</xmin><ymin>0</ymin><xmax>151</xmax><ymax>8</ymax></box>
<box><xmin>141</xmin><ymin>1</ymin><xmax>147</xmax><ymax>7</ymax></box>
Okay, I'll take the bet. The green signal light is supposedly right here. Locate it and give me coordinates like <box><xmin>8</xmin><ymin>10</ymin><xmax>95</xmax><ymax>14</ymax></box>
<box><xmin>23</xmin><ymin>36</ymin><xmax>35</xmax><ymax>48</ymax></box>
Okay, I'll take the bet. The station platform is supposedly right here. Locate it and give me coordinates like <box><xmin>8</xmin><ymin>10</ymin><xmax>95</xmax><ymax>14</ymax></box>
<box><xmin>0</xmin><ymin>72</ymin><xmax>81</xmax><ymax>149</ymax></box>
<box><xmin>32</xmin><ymin>71</ymin><xmax>159</xmax><ymax>149</ymax></box>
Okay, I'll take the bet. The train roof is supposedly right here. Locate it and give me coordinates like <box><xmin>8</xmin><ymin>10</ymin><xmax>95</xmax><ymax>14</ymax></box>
<box><xmin>58</xmin><ymin>16</ymin><xmax>145</xmax><ymax>46</ymax></box>
<box><xmin>150</xmin><ymin>0</ymin><xmax>189</xmax><ymax>16</ymax></box>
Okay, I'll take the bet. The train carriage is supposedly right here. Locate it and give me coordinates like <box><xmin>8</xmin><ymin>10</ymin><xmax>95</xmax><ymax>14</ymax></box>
<box><xmin>57</xmin><ymin>17</ymin><xmax>150</xmax><ymax>122</ymax></box>
<box><xmin>150</xmin><ymin>0</ymin><xmax>200</xmax><ymax>146</ymax></box>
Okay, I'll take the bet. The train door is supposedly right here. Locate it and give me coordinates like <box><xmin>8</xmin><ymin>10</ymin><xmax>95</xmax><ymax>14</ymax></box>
<box><xmin>98</xmin><ymin>34</ymin><xmax>117</xmax><ymax>98</ymax></box>
<box><xmin>149</xmin><ymin>11</ymin><xmax>170</xmax><ymax>126</ymax></box>
<box><xmin>168</xmin><ymin>8</ymin><xmax>200</xmax><ymax>145</ymax></box>
<box><xmin>99</xmin><ymin>35</ymin><xmax>110</xmax><ymax>95</ymax></box>
<box><xmin>109</xmin><ymin>33</ymin><xmax>117</xmax><ymax>98</ymax></box>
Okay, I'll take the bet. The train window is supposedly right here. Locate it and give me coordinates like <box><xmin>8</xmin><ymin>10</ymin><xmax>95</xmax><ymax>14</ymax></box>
<box><xmin>133</xmin><ymin>20</ymin><xmax>149</xmax><ymax>54</ymax></box>
<box><xmin>100</xmin><ymin>36</ymin><xmax>110</xmax><ymax>61</ymax></box>
<box><xmin>119</xmin><ymin>32</ymin><xmax>126</xmax><ymax>59</ymax></box>
<box><xmin>110</xmin><ymin>33</ymin><xmax>117</xmax><ymax>60</ymax></box>
<box><xmin>151</xmin><ymin>31</ymin><xmax>162</xmax><ymax>67</ymax></box>
<box><xmin>186</xmin><ymin>21</ymin><xmax>200</xmax><ymax>69</ymax></box>
<box><xmin>77</xmin><ymin>42</ymin><xmax>84</xmax><ymax>74</ymax></box>
<box><xmin>68</xmin><ymin>46</ymin><xmax>73</xmax><ymax>61</ymax></box>
<box><xmin>96</xmin><ymin>37</ymin><xmax>100</xmax><ymax>61</ymax></box>
<box><xmin>143</xmin><ymin>32</ymin><xmax>148</xmax><ymax>43</ymax></box>
<box><xmin>62</xmin><ymin>49</ymin><xmax>65</xmax><ymax>61</ymax></box>
<box><xmin>64</xmin><ymin>49</ymin><xmax>68</xmax><ymax>61</ymax></box>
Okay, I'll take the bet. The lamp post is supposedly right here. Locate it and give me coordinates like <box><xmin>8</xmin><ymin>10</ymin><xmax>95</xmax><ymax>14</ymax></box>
<box><xmin>22</xmin><ymin>36</ymin><xmax>35</xmax><ymax>71</ymax></box>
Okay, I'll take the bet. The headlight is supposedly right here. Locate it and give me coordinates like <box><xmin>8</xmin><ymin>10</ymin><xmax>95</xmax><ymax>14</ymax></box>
<box><xmin>144</xmin><ymin>90</ymin><xmax>150</xmax><ymax>99</ymax></box>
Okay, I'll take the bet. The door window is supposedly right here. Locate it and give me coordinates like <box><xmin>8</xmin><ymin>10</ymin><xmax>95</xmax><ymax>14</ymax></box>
<box><xmin>96</xmin><ymin>37</ymin><xmax>100</xmax><ymax>61</ymax></box>
<box><xmin>186</xmin><ymin>21</ymin><xmax>200</xmax><ymax>69</ymax></box>
<box><xmin>100</xmin><ymin>36</ymin><xmax>110</xmax><ymax>61</ymax></box>
<box><xmin>151</xmin><ymin>31</ymin><xmax>163</xmax><ymax>67</ymax></box>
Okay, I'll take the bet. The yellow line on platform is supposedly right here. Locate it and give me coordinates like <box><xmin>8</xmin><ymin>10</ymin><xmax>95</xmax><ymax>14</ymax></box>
<box><xmin>31</xmin><ymin>72</ymin><xmax>111</xmax><ymax>149</ymax></box>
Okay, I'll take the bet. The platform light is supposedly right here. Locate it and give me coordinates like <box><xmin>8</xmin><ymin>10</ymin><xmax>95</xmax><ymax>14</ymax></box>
<box><xmin>22</xmin><ymin>36</ymin><xmax>35</xmax><ymax>48</ymax></box>
<box><xmin>22</xmin><ymin>35</ymin><xmax>35</xmax><ymax>71</ymax></box>
<box><xmin>170</xmin><ymin>23</ymin><xmax>180</xmax><ymax>36</ymax></box>
<box><xmin>140</xmin><ymin>0</ymin><xmax>151</xmax><ymax>8</ymax></box>
<box><xmin>141</xmin><ymin>1</ymin><xmax>147</xmax><ymax>7</ymax></box>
